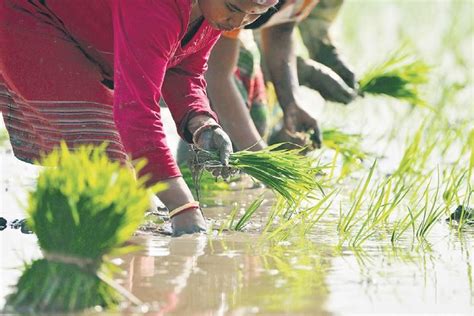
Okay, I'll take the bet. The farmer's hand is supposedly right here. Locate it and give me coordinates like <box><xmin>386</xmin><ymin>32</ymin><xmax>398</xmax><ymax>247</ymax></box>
<box><xmin>157</xmin><ymin>177</ymin><xmax>207</xmax><ymax>237</ymax></box>
<box><xmin>327</xmin><ymin>57</ymin><xmax>357</xmax><ymax>90</ymax></box>
<box><xmin>171</xmin><ymin>208</ymin><xmax>207</xmax><ymax>237</ymax></box>
<box><xmin>314</xmin><ymin>42</ymin><xmax>358</xmax><ymax>89</ymax></box>
<box><xmin>268</xmin><ymin>127</ymin><xmax>308</xmax><ymax>152</ymax></box>
<box><xmin>188</xmin><ymin>115</ymin><xmax>234</xmax><ymax>178</ymax></box>
<box><xmin>297</xmin><ymin>57</ymin><xmax>357</xmax><ymax>104</ymax></box>
<box><xmin>282</xmin><ymin>101</ymin><xmax>321</xmax><ymax>150</ymax></box>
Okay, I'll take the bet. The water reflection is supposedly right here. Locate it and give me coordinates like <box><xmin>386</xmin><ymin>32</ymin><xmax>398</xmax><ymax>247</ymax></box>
<box><xmin>119</xmin><ymin>235</ymin><xmax>331</xmax><ymax>315</ymax></box>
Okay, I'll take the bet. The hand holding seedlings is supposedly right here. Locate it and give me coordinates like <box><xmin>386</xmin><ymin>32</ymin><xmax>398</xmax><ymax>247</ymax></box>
<box><xmin>0</xmin><ymin>0</ymin><xmax>279</xmax><ymax>238</ymax></box>
<box><xmin>189</xmin><ymin>115</ymin><xmax>234</xmax><ymax>178</ymax></box>
<box><xmin>191</xmin><ymin>145</ymin><xmax>324</xmax><ymax>204</ymax></box>
<box><xmin>282</xmin><ymin>101</ymin><xmax>322</xmax><ymax>149</ymax></box>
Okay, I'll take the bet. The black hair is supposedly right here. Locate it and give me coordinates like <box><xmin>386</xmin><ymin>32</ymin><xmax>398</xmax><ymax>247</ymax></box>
<box><xmin>244</xmin><ymin>0</ymin><xmax>285</xmax><ymax>29</ymax></box>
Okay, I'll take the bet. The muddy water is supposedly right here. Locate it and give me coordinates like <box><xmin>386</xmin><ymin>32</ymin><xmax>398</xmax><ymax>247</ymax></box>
<box><xmin>1</xmin><ymin>147</ymin><xmax>473</xmax><ymax>315</ymax></box>
<box><xmin>119</xmin><ymin>200</ymin><xmax>473</xmax><ymax>315</ymax></box>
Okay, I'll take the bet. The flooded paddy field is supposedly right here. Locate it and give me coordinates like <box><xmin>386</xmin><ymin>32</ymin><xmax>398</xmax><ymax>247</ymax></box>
<box><xmin>1</xmin><ymin>0</ymin><xmax>473</xmax><ymax>315</ymax></box>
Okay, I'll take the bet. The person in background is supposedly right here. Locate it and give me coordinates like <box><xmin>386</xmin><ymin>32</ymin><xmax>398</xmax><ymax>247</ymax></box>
<box><xmin>0</xmin><ymin>0</ymin><xmax>278</xmax><ymax>236</ymax></box>
<box><xmin>203</xmin><ymin>0</ymin><xmax>356</xmax><ymax>153</ymax></box>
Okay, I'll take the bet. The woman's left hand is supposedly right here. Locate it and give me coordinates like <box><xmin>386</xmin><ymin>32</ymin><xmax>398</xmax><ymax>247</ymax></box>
<box><xmin>194</xmin><ymin>125</ymin><xmax>233</xmax><ymax>165</ymax></box>
<box><xmin>188</xmin><ymin>115</ymin><xmax>234</xmax><ymax>178</ymax></box>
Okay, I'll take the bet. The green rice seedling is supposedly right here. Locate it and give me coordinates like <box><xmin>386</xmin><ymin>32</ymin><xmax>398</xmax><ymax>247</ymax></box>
<box><xmin>415</xmin><ymin>171</ymin><xmax>444</xmax><ymax>240</ymax></box>
<box><xmin>349</xmin><ymin>178</ymin><xmax>412</xmax><ymax>247</ymax></box>
<box><xmin>263</xmin><ymin>189</ymin><xmax>338</xmax><ymax>242</ymax></box>
<box><xmin>391</xmin><ymin>207</ymin><xmax>417</xmax><ymax>245</ymax></box>
<box><xmin>191</xmin><ymin>144</ymin><xmax>325</xmax><ymax>204</ymax></box>
<box><xmin>468</xmin><ymin>129</ymin><xmax>474</xmax><ymax>174</ymax></box>
<box><xmin>180</xmin><ymin>163</ymin><xmax>230</xmax><ymax>192</ymax></box>
<box><xmin>5</xmin><ymin>143</ymin><xmax>160</xmax><ymax>313</ymax></box>
<box><xmin>337</xmin><ymin>160</ymin><xmax>377</xmax><ymax>245</ymax></box>
<box><xmin>390</xmin><ymin>174</ymin><xmax>444</xmax><ymax>244</ymax></box>
<box><xmin>218</xmin><ymin>197</ymin><xmax>265</xmax><ymax>233</ymax></box>
<box><xmin>233</xmin><ymin>196</ymin><xmax>265</xmax><ymax>231</ymax></box>
<box><xmin>261</xmin><ymin>195</ymin><xmax>287</xmax><ymax>235</ymax></box>
<box><xmin>390</xmin><ymin>174</ymin><xmax>433</xmax><ymax>244</ymax></box>
<box><xmin>322</xmin><ymin>128</ymin><xmax>368</xmax><ymax>178</ymax></box>
<box><xmin>442</xmin><ymin>168</ymin><xmax>468</xmax><ymax>212</ymax></box>
<box><xmin>222</xmin><ymin>203</ymin><xmax>240</xmax><ymax>234</ymax></box>
<box><xmin>404</xmin><ymin>172</ymin><xmax>435</xmax><ymax>208</ymax></box>
<box><xmin>359</xmin><ymin>45</ymin><xmax>430</xmax><ymax>107</ymax></box>
<box><xmin>392</xmin><ymin>124</ymin><xmax>424</xmax><ymax>179</ymax></box>
<box><xmin>298</xmin><ymin>190</ymin><xmax>338</xmax><ymax>237</ymax></box>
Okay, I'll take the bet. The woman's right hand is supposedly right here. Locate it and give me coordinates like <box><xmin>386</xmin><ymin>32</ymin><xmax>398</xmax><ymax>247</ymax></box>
<box><xmin>188</xmin><ymin>115</ymin><xmax>234</xmax><ymax>178</ymax></box>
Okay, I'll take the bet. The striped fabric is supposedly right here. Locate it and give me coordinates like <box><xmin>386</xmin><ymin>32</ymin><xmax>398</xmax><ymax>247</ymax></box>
<box><xmin>0</xmin><ymin>79</ymin><xmax>127</xmax><ymax>164</ymax></box>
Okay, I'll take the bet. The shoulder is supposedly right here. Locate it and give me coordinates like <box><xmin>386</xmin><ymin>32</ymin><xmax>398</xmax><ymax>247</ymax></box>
<box><xmin>113</xmin><ymin>0</ymin><xmax>192</xmax><ymax>24</ymax></box>
<box><xmin>113</xmin><ymin>0</ymin><xmax>193</xmax><ymax>39</ymax></box>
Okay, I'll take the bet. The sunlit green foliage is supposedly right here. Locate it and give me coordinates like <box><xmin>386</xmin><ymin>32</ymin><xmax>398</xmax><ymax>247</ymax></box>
<box><xmin>0</xmin><ymin>128</ymin><xmax>8</xmax><ymax>146</ymax></box>
<box><xmin>218</xmin><ymin>196</ymin><xmax>265</xmax><ymax>233</ymax></box>
<box><xmin>322</xmin><ymin>128</ymin><xmax>367</xmax><ymax>178</ymax></box>
<box><xmin>359</xmin><ymin>45</ymin><xmax>430</xmax><ymax>107</ymax></box>
<box><xmin>180</xmin><ymin>163</ymin><xmax>230</xmax><ymax>192</ymax></box>
<box><xmin>6</xmin><ymin>143</ymin><xmax>162</xmax><ymax>313</ymax></box>
<box><xmin>194</xmin><ymin>144</ymin><xmax>325</xmax><ymax>204</ymax></box>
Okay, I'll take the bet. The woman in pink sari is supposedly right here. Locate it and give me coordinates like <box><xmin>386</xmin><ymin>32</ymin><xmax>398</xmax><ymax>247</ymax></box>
<box><xmin>0</xmin><ymin>0</ymin><xmax>277</xmax><ymax>236</ymax></box>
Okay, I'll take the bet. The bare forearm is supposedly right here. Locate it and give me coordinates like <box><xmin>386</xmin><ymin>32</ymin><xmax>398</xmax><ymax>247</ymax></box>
<box><xmin>261</xmin><ymin>22</ymin><xmax>299</xmax><ymax>110</ymax></box>
<box><xmin>157</xmin><ymin>177</ymin><xmax>195</xmax><ymax>210</ymax></box>
<box><xmin>206</xmin><ymin>37</ymin><xmax>265</xmax><ymax>151</ymax></box>
<box><xmin>261</xmin><ymin>23</ymin><xmax>322</xmax><ymax>148</ymax></box>
<box><xmin>207</xmin><ymin>76</ymin><xmax>264</xmax><ymax>150</ymax></box>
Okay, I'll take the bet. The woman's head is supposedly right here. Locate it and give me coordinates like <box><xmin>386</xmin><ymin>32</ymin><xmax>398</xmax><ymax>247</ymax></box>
<box><xmin>199</xmin><ymin>0</ymin><xmax>278</xmax><ymax>31</ymax></box>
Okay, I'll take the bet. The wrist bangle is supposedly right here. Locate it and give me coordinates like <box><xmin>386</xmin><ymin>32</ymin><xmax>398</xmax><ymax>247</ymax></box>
<box><xmin>192</xmin><ymin>122</ymin><xmax>221</xmax><ymax>145</ymax></box>
<box><xmin>169</xmin><ymin>201</ymin><xmax>200</xmax><ymax>218</ymax></box>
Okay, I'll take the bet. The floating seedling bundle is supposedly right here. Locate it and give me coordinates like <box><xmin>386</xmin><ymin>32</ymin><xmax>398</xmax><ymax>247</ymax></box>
<box><xmin>5</xmin><ymin>144</ymin><xmax>157</xmax><ymax>313</ymax></box>
<box><xmin>191</xmin><ymin>144</ymin><xmax>324</xmax><ymax>204</ymax></box>
<box><xmin>359</xmin><ymin>45</ymin><xmax>430</xmax><ymax>106</ymax></box>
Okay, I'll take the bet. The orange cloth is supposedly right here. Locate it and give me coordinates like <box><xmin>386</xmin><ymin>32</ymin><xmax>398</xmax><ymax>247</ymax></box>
<box><xmin>223</xmin><ymin>29</ymin><xmax>241</xmax><ymax>39</ymax></box>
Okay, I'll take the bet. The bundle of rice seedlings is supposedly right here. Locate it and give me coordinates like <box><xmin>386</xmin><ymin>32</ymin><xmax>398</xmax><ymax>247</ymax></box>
<box><xmin>359</xmin><ymin>45</ymin><xmax>430</xmax><ymax>106</ymax></box>
<box><xmin>191</xmin><ymin>144</ymin><xmax>324</xmax><ymax>204</ymax></box>
<box><xmin>5</xmin><ymin>143</ymin><xmax>160</xmax><ymax>313</ymax></box>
